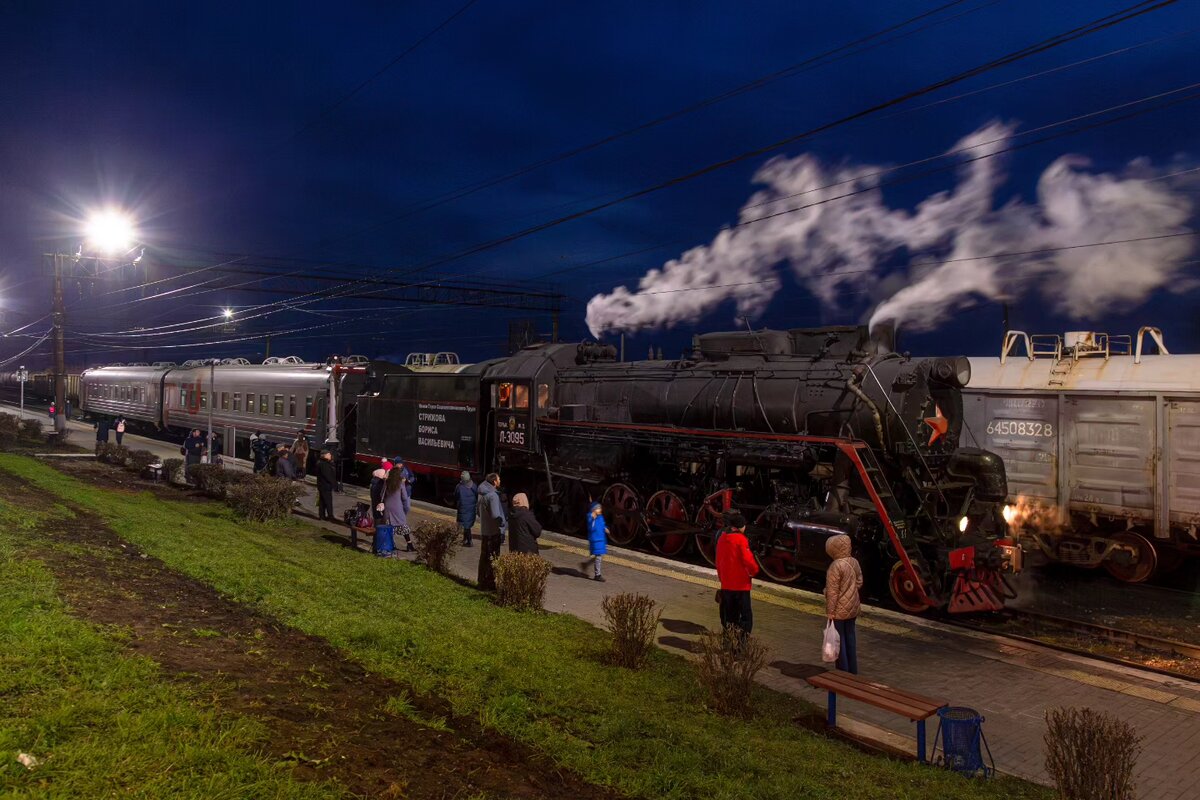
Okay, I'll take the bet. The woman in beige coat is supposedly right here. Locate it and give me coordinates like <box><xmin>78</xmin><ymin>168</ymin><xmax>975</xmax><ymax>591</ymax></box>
<box><xmin>824</xmin><ymin>534</ymin><xmax>863</xmax><ymax>674</ymax></box>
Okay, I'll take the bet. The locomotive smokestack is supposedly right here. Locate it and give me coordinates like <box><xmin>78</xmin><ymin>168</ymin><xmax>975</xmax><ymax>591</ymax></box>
<box><xmin>870</xmin><ymin>321</ymin><xmax>896</xmax><ymax>354</ymax></box>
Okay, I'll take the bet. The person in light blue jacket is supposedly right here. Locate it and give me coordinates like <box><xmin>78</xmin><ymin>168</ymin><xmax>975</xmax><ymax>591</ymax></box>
<box><xmin>581</xmin><ymin>502</ymin><xmax>608</xmax><ymax>582</ymax></box>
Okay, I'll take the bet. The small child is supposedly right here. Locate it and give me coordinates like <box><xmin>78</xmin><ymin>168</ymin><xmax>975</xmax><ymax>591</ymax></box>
<box><xmin>581</xmin><ymin>502</ymin><xmax>608</xmax><ymax>582</ymax></box>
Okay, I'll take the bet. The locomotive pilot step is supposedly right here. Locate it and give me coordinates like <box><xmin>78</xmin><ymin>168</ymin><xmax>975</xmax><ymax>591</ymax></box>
<box><xmin>806</xmin><ymin>670</ymin><xmax>947</xmax><ymax>763</ymax></box>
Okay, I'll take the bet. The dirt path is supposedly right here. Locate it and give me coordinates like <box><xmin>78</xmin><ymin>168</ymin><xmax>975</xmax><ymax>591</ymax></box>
<box><xmin>2</xmin><ymin>470</ymin><xmax>620</xmax><ymax>800</ymax></box>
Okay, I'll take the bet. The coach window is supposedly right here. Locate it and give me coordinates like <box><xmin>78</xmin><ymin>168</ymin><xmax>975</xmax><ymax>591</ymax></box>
<box><xmin>497</xmin><ymin>382</ymin><xmax>513</xmax><ymax>409</ymax></box>
<box><xmin>181</xmin><ymin>388</ymin><xmax>188</xmax><ymax>408</ymax></box>
<box><xmin>259</xmin><ymin>394</ymin><xmax>269</xmax><ymax>414</ymax></box>
<box><xmin>288</xmin><ymin>395</ymin><xmax>296</xmax><ymax>417</ymax></box>
<box><xmin>233</xmin><ymin>392</ymin><xmax>241</xmax><ymax>412</ymax></box>
<box><xmin>514</xmin><ymin>384</ymin><xmax>529</xmax><ymax>409</ymax></box>
<box><xmin>537</xmin><ymin>383</ymin><xmax>550</xmax><ymax>409</ymax></box>
<box><xmin>200</xmin><ymin>392</ymin><xmax>207</xmax><ymax>410</ymax></box>
<box><xmin>304</xmin><ymin>395</ymin><xmax>313</xmax><ymax>420</ymax></box>
<box><xmin>221</xmin><ymin>392</ymin><xmax>229</xmax><ymax>411</ymax></box>
<box><xmin>273</xmin><ymin>394</ymin><xmax>284</xmax><ymax>416</ymax></box>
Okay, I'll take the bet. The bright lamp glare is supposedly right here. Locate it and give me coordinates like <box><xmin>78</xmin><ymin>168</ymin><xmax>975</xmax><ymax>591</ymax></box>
<box><xmin>84</xmin><ymin>210</ymin><xmax>135</xmax><ymax>254</ymax></box>
<box><xmin>222</xmin><ymin>308</ymin><xmax>234</xmax><ymax>319</ymax></box>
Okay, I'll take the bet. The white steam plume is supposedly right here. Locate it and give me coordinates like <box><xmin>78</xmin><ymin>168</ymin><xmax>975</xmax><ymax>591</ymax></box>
<box><xmin>585</xmin><ymin>122</ymin><xmax>1196</xmax><ymax>337</ymax></box>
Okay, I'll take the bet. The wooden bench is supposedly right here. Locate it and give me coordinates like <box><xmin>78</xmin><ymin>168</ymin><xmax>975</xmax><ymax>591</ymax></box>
<box><xmin>806</xmin><ymin>671</ymin><xmax>946</xmax><ymax>763</ymax></box>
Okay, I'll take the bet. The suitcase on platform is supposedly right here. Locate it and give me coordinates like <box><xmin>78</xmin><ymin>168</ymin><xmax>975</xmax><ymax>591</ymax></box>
<box><xmin>373</xmin><ymin>525</ymin><xmax>395</xmax><ymax>556</ymax></box>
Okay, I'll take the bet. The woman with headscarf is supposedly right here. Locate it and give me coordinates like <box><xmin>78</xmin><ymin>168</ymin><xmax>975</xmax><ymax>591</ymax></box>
<box><xmin>291</xmin><ymin>433</ymin><xmax>310</xmax><ymax>478</ymax></box>
<box><xmin>508</xmin><ymin>493</ymin><xmax>542</xmax><ymax>554</ymax></box>
<box><xmin>383</xmin><ymin>467</ymin><xmax>415</xmax><ymax>552</ymax></box>
<box><xmin>824</xmin><ymin>534</ymin><xmax>863</xmax><ymax>674</ymax></box>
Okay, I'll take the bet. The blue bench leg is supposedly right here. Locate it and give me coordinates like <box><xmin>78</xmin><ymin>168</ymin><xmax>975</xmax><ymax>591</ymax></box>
<box><xmin>827</xmin><ymin>691</ymin><xmax>836</xmax><ymax>727</ymax></box>
<box><xmin>917</xmin><ymin>719</ymin><xmax>926</xmax><ymax>763</ymax></box>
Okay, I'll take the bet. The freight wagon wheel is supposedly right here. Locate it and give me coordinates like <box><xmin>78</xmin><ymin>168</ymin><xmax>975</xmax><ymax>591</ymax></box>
<box><xmin>1103</xmin><ymin>531</ymin><xmax>1158</xmax><ymax>584</ymax></box>
<box><xmin>645</xmin><ymin>490</ymin><xmax>690</xmax><ymax>556</ymax></box>
<box><xmin>602</xmin><ymin>483</ymin><xmax>645</xmax><ymax>546</ymax></box>
<box><xmin>755</xmin><ymin>509</ymin><xmax>804</xmax><ymax>583</ymax></box>
<box><xmin>693</xmin><ymin>499</ymin><xmax>723</xmax><ymax>566</ymax></box>
<box><xmin>889</xmin><ymin>561</ymin><xmax>932</xmax><ymax>614</ymax></box>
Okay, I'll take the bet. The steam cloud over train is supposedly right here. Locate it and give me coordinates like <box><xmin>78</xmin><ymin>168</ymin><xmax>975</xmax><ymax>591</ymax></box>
<box><xmin>5</xmin><ymin>327</ymin><xmax>1023</xmax><ymax>613</ymax></box>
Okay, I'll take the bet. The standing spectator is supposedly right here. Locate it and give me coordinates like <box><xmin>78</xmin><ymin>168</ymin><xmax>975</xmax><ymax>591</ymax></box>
<box><xmin>392</xmin><ymin>456</ymin><xmax>414</xmax><ymax>488</ymax></box>
<box><xmin>475</xmin><ymin>472</ymin><xmax>507</xmax><ymax>590</ymax></box>
<box><xmin>369</xmin><ymin>461</ymin><xmax>390</xmax><ymax>524</ymax></box>
<box><xmin>114</xmin><ymin>416</ymin><xmax>126</xmax><ymax>446</ymax></box>
<box><xmin>274</xmin><ymin>445</ymin><xmax>299</xmax><ymax>480</ymax></box>
<box><xmin>250</xmin><ymin>432</ymin><xmax>268</xmax><ymax>473</ymax></box>
<box><xmin>181</xmin><ymin>429</ymin><xmax>205</xmax><ymax>481</ymax></box>
<box><xmin>291</xmin><ymin>433</ymin><xmax>310</xmax><ymax>477</ymax></box>
<box><xmin>209</xmin><ymin>433</ymin><xmax>223</xmax><ymax>466</ymax></box>
<box><xmin>95</xmin><ymin>418</ymin><xmax>111</xmax><ymax>445</ymax></box>
<box><xmin>508</xmin><ymin>493</ymin><xmax>542</xmax><ymax>555</ymax></box>
<box><xmin>315</xmin><ymin>450</ymin><xmax>337</xmax><ymax>522</ymax></box>
<box><xmin>581</xmin><ymin>502</ymin><xmax>608</xmax><ymax>582</ymax></box>
<box><xmin>824</xmin><ymin>534</ymin><xmax>863</xmax><ymax>674</ymax></box>
<box><xmin>455</xmin><ymin>471</ymin><xmax>477</xmax><ymax>547</ymax></box>
<box><xmin>65</xmin><ymin>400</ymin><xmax>71</xmax><ymax>420</ymax></box>
<box><xmin>715</xmin><ymin>511</ymin><xmax>758</xmax><ymax>637</ymax></box>
<box><xmin>48</xmin><ymin>403</ymin><xmax>56</xmax><ymax>420</ymax></box>
<box><xmin>383</xmin><ymin>468</ymin><xmax>415</xmax><ymax>552</ymax></box>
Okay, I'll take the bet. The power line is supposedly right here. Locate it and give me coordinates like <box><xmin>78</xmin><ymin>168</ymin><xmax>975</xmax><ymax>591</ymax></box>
<box><xmin>286</xmin><ymin>0</ymin><xmax>481</xmax><ymax>143</ymax></box>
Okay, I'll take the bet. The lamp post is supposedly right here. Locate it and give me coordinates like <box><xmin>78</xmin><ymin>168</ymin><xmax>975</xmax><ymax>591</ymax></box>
<box><xmin>52</xmin><ymin>209</ymin><xmax>137</xmax><ymax>435</ymax></box>
<box><xmin>17</xmin><ymin>365</ymin><xmax>27</xmax><ymax>417</ymax></box>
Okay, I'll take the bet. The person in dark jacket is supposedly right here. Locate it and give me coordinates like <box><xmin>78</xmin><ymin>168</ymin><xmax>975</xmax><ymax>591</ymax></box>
<box><xmin>455</xmin><ymin>471</ymin><xmax>477</xmax><ymax>547</ymax></box>
<box><xmin>95</xmin><ymin>418</ymin><xmax>111</xmax><ymax>445</ymax></box>
<box><xmin>369</xmin><ymin>461</ymin><xmax>389</xmax><ymax>524</ymax></box>
<box><xmin>315</xmin><ymin>450</ymin><xmax>337</xmax><ymax>522</ymax></box>
<box><xmin>476</xmin><ymin>472</ymin><xmax>507</xmax><ymax>590</ymax></box>
<box><xmin>250</xmin><ymin>432</ymin><xmax>268</xmax><ymax>473</ymax></box>
<box><xmin>715</xmin><ymin>511</ymin><xmax>758</xmax><ymax>636</ymax></box>
<box><xmin>208</xmin><ymin>433</ymin><xmax>223</xmax><ymax>466</ymax></box>
<box><xmin>580</xmin><ymin>502</ymin><xmax>608</xmax><ymax>582</ymax></box>
<box><xmin>114</xmin><ymin>416</ymin><xmax>126</xmax><ymax>446</ymax></box>
<box><xmin>508</xmin><ymin>493</ymin><xmax>542</xmax><ymax>555</ymax></box>
<box><xmin>182</xmin><ymin>429</ymin><xmax>205</xmax><ymax>481</ymax></box>
<box><xmin>275</xmin><ymin>446</ymin><xmax>299</xmax><ymax>480</ymax></box>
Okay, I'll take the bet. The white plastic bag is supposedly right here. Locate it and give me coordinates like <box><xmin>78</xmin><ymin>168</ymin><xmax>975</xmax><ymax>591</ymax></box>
<box><xmin>822</xmin><ymin>620</ymin><xmax>841</xmax><ymax>663</ymax></box>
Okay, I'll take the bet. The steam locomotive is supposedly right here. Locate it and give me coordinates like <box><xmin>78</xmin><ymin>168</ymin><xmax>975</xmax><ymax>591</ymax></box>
<box><xmin>355</xmin><ymin>325</ymin><xmax>1021</xmax><ymax>614</ymax></box>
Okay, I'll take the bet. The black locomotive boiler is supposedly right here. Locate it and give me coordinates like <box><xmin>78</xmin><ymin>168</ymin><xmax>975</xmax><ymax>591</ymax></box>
<box><xmin>356</xmin><ymin>325</ymin><xmax>1021</xmax><ymax>614</ymax></box>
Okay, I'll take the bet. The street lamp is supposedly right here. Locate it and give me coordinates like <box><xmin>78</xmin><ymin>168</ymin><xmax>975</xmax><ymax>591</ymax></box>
<box><xmin>83</xmin><ymin>209</ymin><xmax>136</xmax><ymax>255</ymax></box>
<box><xmin>222</xmin><ymin>308</ymin><xmax>234</xmax><ymax>319</ymax></box>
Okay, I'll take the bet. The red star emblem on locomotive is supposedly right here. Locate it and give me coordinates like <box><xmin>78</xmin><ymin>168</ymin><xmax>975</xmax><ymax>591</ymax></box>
<box><xmin>924</xmin><ymin>405</ymin><xmax>949</xmax><ymax>445</ymax></box>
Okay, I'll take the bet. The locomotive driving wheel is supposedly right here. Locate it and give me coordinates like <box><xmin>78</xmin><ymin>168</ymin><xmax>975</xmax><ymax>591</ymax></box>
<box><xmin>602</xmin><ymin>483</ymin><xmax>645</xmax><ymax>546</ymax></box>
<box><xmin>645</xmin><ymin>490</ymin><xmax>690</xmax><ymax>556</ymax></box>
<box><xmin>754</xmin><ymin>509</ymin><xmax>805</xmax><ymax>583</ymax></box>
<box><xmin>693</xmin><ymin>494</ymin><xmax>726</xmax><ymax>566</ymax></box>
<box><xmin>1103</xmin><ymin>531</ymin><xmax>1158</xmax><ymax>584</ymax></box>
<box><xmin>888</xmin><ymin>561</ymin><xmax>932</xmax><ymax>614</ymax></box>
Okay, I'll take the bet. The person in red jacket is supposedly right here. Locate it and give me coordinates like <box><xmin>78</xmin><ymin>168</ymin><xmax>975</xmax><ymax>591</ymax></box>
<box><xmin>715</xmin><ymin>511</ymin><xmax>759</xmax><ymax>636</ymax></box>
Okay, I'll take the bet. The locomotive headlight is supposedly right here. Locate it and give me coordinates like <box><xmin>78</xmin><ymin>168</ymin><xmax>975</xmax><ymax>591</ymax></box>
<box><xmin>958</xmin><ymin>515</ymin><xmax>969</xmax><ymax>533</ymax></box>
<box><xmin>1002</xmin><ymin>504</ymin><xmax>1016</xmax><ymax>524</ymax></box>
<box><xmin>933</xmin><ymin>357</ymin><xmax>971</xmax><ymax>388</ymax></box>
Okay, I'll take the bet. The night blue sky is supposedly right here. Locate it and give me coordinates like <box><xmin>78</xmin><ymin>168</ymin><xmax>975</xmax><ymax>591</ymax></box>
<box><xmin>1</xmin><ymin>0</ymin><xmax>1197</xmax><ymax>368</ymax></box>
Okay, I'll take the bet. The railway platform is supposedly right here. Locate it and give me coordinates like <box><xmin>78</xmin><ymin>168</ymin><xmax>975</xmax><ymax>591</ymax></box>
<box><xmin>12</xmin><ymin>405</ymin><xmax>1200</xmax><ymax>797</ymax></box>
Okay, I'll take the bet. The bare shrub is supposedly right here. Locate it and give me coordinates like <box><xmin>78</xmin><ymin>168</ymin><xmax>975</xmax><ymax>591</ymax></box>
<box><xmin>188</xmin><ymin>464</ymin><xmax>228</xmax><ymax>496</ymax></box>
<box><xmin>162</xmin><ymin>458</ymin><xmax>184</xmax><ymax>484</ymax></box>
<box><xmin>18</xmin><ymin>418</ymin><xmax>44</xmax><ymax>443</ymax></box>
<box><xmin>127</xmin><ymin>449</ymin><xmax>157</xmax><ymax>475</ymax></box>
<box><xmin>99</xmin><ymin>443</ymin><xmax>131</xmax><ymax>466</ymax></box>
<box><xmin>226</xmin><ymin>474</ymin><xmax>303</xmax><ymax>523</ymax></box>
<box><xmin>0</xmin><ymin>414</ymin><xmax>18</xmax><ymax>449</ymax></box>
<box><xmin>492</xmin><ymin>553</ymin><xmax>551</xmax><ymax>611</ymax></box>
<box><xmin>1044</xmin><ymin>707</ymin><xmax>1141</xmax><ymax>800</ymax></box>
<box><xmin>601</xmin><ymin>592</ymin><xmax>662</xmax><ymax>669</ymax></box>
<box><xmin>695</xmin><ymin>627</ymin><xmax>768</xmax><ymax>717</ymax></box>
<box><xmin>412</xmin><ymin>521</ymin><xmax>460</xmax><ymax>575</ymax></box>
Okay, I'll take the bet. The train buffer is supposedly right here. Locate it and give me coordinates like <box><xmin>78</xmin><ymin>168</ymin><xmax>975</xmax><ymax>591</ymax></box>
<box><xmin>806</xmin><ymin>671</ymin><xmax>947</xmax><ymax>763</ymax></box>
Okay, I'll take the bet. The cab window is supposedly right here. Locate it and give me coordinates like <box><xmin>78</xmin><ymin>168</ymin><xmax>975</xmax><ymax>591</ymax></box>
<box><xmin>514</xmin><ymin>384</ymin><xmax>529</xmax><ymax>409</ymax></box>
<box><xmin>537</xmin><ymin>383</ymin><xmax>550</xmax><ymax>409</ymax></box>
<box><xmin>497</xmin><ymin>382</ymin><xmax>513</xmax><ymax>409</ymax></box>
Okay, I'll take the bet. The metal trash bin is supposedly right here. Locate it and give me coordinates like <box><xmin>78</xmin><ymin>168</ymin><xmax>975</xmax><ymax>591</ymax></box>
<box><xmin>933</xmin><ymin>706</ymin><xmax>994</xmax><ymax>778</ymax></box>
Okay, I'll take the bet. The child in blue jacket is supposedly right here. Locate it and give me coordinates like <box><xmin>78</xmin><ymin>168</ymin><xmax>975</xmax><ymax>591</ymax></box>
<box><xmin>581</xmin><ymin>502</ymin><xmax>608</xmax><ymax>582</ymax></box>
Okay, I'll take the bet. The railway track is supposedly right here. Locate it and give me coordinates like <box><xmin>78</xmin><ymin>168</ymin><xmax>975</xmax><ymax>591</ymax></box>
<box><xmin>948</xmin><ymin>607</ymin><xmax>1200</xmax><ymax>682</ymax></box>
